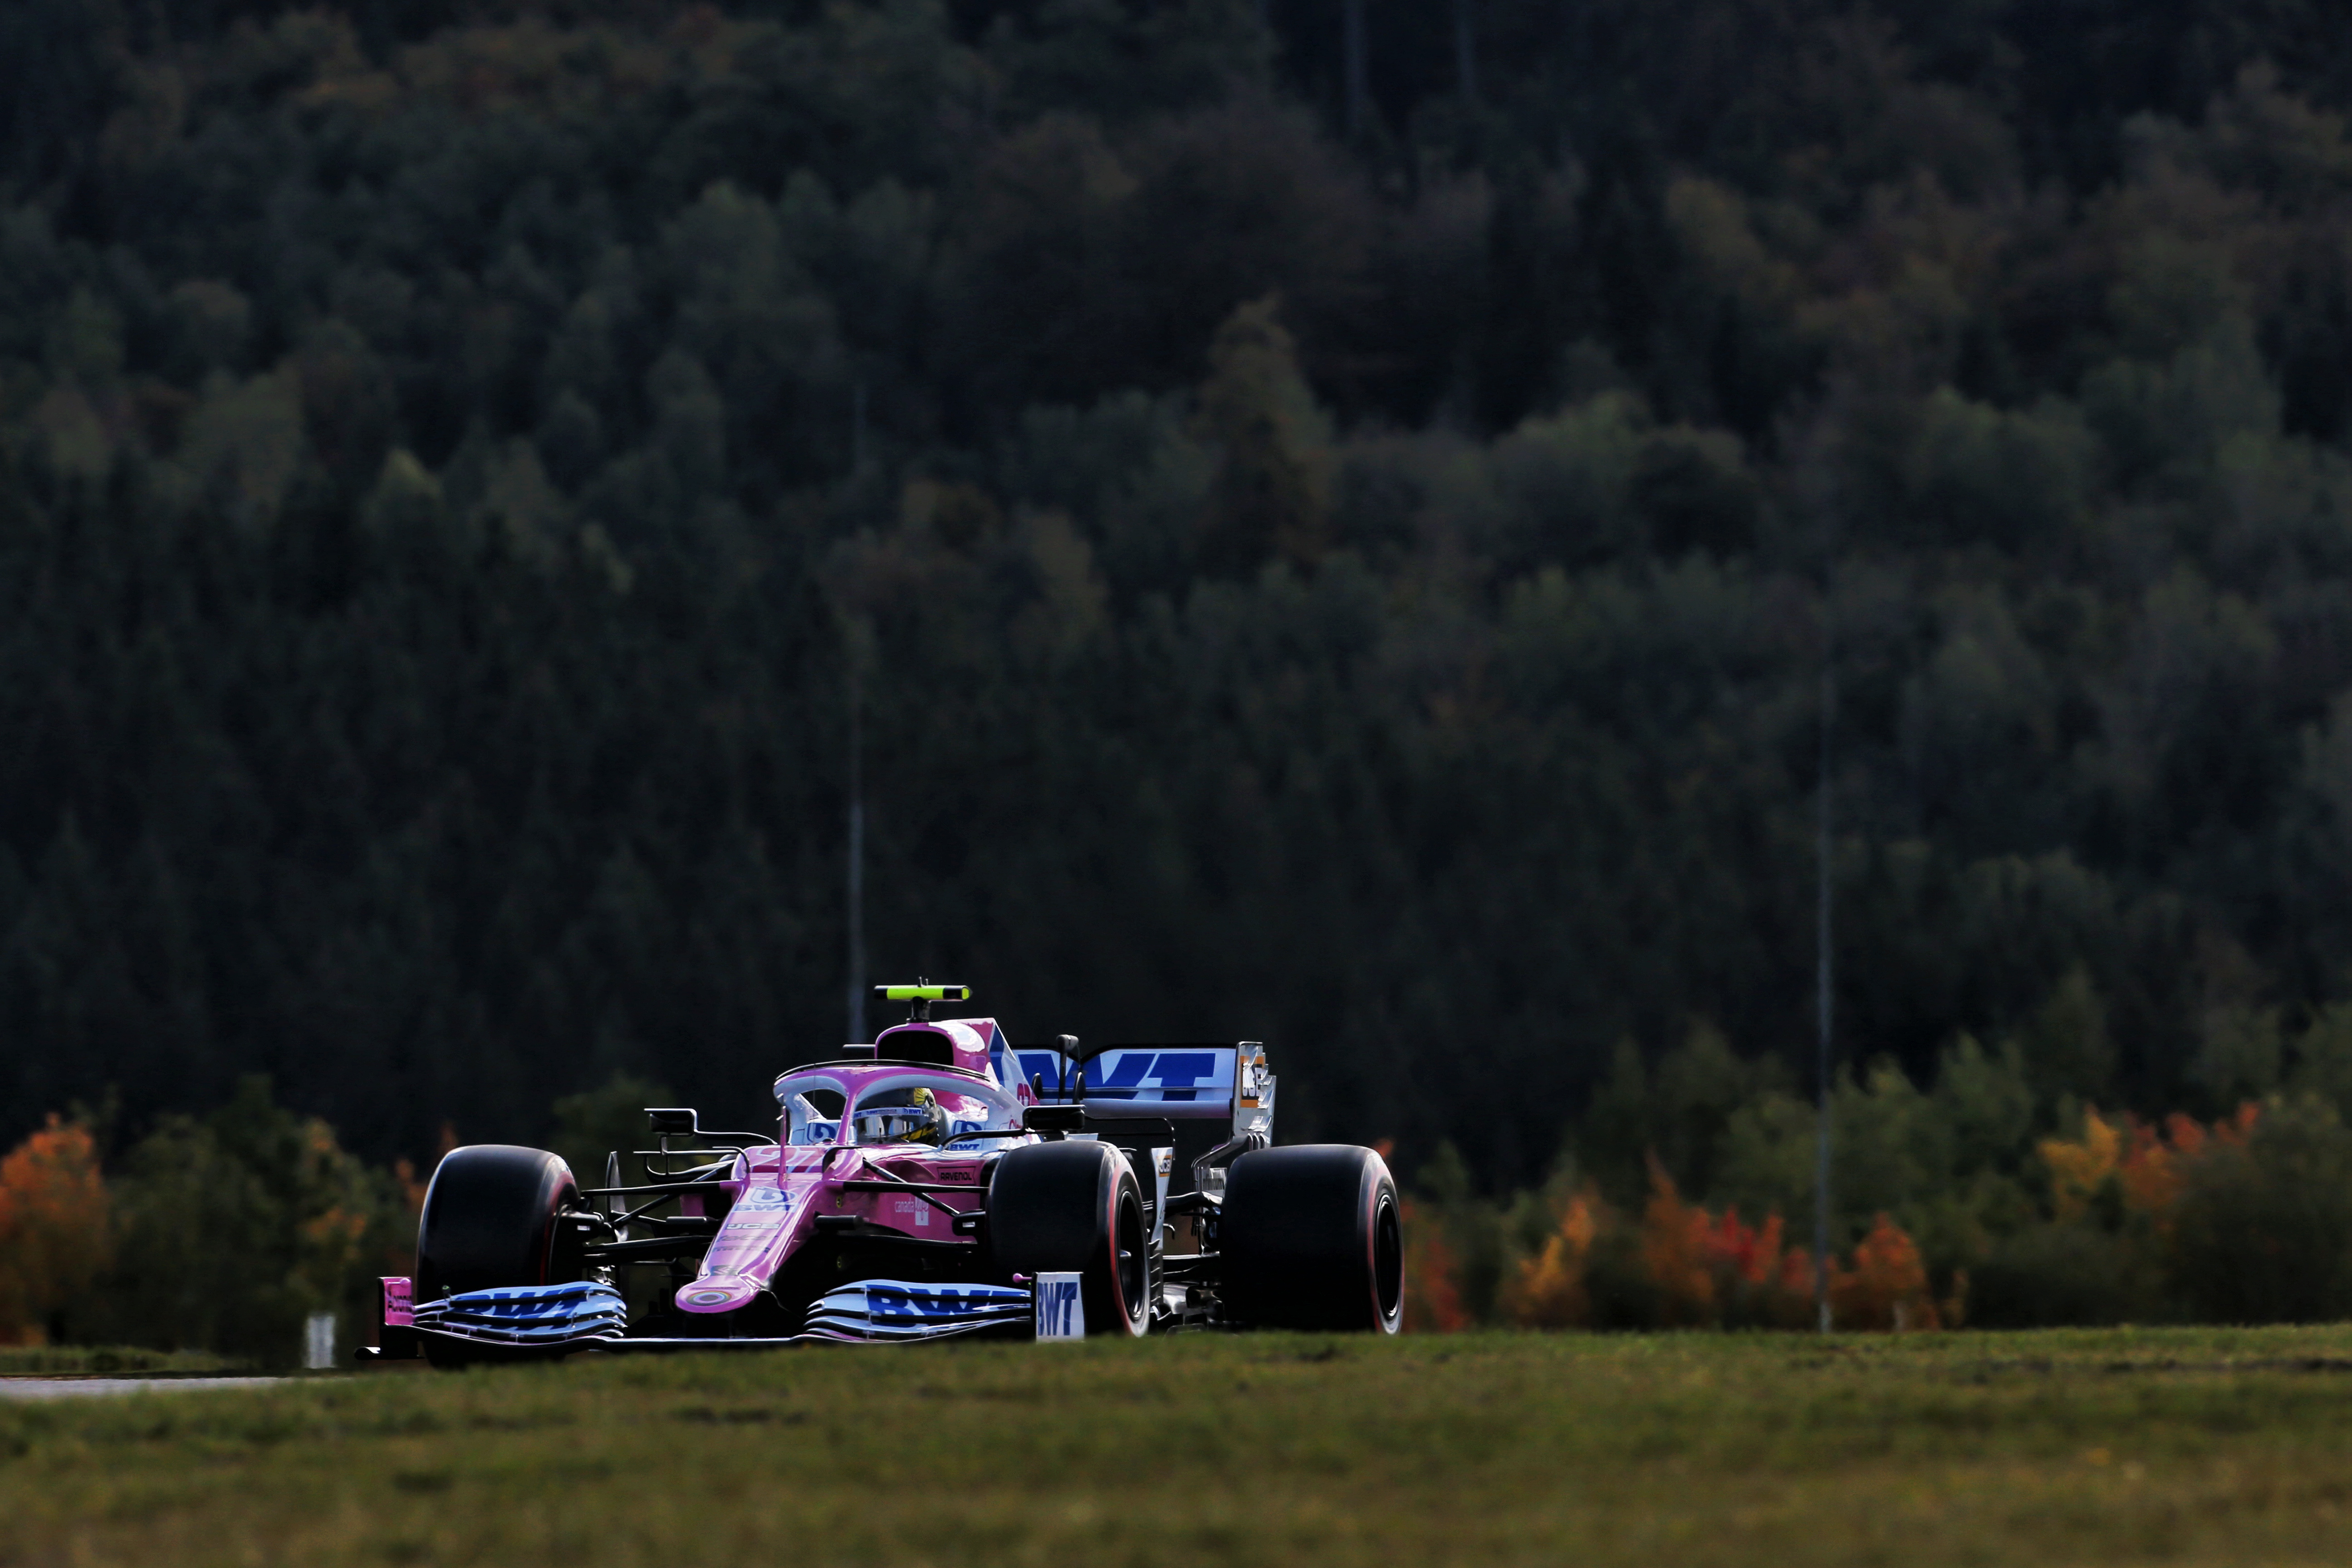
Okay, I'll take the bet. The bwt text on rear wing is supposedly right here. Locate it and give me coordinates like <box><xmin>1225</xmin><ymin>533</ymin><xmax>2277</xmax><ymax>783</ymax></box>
<box><xmin>1013</xmin><ymin>1040</ymin><xmax>1273</xmax><ymax>1197</ymax></box>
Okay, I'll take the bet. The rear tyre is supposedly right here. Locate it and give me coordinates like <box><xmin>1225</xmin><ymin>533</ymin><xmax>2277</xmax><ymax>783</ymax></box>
<box><xmin>1220</xmin><ymin>1145</ymin><xmax>1403</xmax><ymax>1333</ymax></box>
<box><xmin>988</xmin><ymin>1140</ymin><xmax>1150</xmax><ymax>1338</ymax></box>
<box><xmin>415</xmin><ymin>1145</ymin><xmax>582</xmax><ymax>1367</ymax></box>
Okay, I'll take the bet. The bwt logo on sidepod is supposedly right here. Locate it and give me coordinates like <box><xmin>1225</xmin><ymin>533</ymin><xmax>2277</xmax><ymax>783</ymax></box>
<box><xmin>1034</xmin><ymin>1272</ymin><xmax>1083</xmax><ymax>1340</ymax></box>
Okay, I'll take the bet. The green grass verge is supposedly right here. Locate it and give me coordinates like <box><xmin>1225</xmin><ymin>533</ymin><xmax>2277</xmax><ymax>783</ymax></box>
<box><xmin>10</xmin><ymin>1328</ymin><xmax>2352</xmax><ymax>1565</ymax></box>
<box><xmin>0</xmin><ymin>1346</ymin><xmax>244</xmax><ymax>1377</ymax></box>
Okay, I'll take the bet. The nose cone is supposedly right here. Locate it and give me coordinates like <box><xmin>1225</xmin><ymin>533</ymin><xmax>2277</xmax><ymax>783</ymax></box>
<box><xmin>676</xmin><ymin>1274</ymin><xmax>762</xmax><ymax>1313</ymax></box>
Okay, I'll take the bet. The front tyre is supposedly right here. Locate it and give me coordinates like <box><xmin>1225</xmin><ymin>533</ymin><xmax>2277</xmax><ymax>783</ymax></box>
<box><xmin>988</xmin><ymin>1140</ymin><xmax>1150</xmax><ymax>1338</ymax></box>
<box><xmin>415</xmin><ymin>1145</ymin><xmax>582</xmax><ymax>1366</ymax></box>
<box><xmin>1220</xmin><ymin>1145</ymin><xmax>1404</xmax><ymax>1333</ymax></box>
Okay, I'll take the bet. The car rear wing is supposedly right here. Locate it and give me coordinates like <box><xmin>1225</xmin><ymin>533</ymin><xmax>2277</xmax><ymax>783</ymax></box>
<box><xmin>1014</xmin><ymin>1040</ymin><xmax>1269</xmax><ymax>1117</ymax></box>
<box><xmin>1013</xmin><ymin>1040</ymin><xmax>1274</xmax><ymax>1197</ymax></box>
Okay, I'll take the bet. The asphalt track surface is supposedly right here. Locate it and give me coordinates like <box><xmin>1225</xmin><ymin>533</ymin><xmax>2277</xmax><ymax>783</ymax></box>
<box><xmin>0</xmin><ymin>1377</ymin><xmax>281</xmax><ymax>1400</ymax></box>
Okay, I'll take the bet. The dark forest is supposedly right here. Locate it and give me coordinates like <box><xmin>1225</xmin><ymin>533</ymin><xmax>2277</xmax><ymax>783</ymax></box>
<box><xmin>10</xmin><ymin>0</ymin><xmax>2352</xmax><ymax>1214</ymax></box>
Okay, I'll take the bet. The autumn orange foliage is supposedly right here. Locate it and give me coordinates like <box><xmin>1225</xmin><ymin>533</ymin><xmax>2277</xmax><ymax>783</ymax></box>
<box><xmin>1400</xmin><ymin>1197</ymin><xmax>1471</xmax><ymax>1331</ymax></box>
<box><xmin>1638</xmin><ymin>1161</ymin><xmax>1819</xmax><ymax>1328</ymax></box>
<box><xmin>1502</xmin><ymin>1190</ymin><xmax>1598</xmax><ymax>1328</ymax></box>
<box><xmin>0</xmin><ymin>1117</ymin><xmax>112</xmax><ymax>1345</ymax></box>
<box><xmin>1640</xmin><ymin>1166</ymin><xmax>1716</xmax><ymax>1324</ymax></box>
<box><xmin>1482</xmin><ymin>1161</ymin><xmax>1833</xmax><ymax>1332</ymax></box>
<box><xmin>2041</xmin><ymin>1103</ymin><xmax>2258</xmax><ymax>1230</ymax></box>
<box><xmin>1828</xmin><ymin>1213</ymin><xmax>1943</xmax><ymax>1330</ymax></box>
<box><xmin>1401</xmin><ymin>1102</ymin><xmax>2279</xmax><ymax>1333</ymax></box>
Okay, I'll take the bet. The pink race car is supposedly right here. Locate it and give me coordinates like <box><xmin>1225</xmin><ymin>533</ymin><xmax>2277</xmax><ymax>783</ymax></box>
<box><xmin>366</xmin><ymin>985</ymin><xmax>1402</xmax><ymax>1362</ymax></box>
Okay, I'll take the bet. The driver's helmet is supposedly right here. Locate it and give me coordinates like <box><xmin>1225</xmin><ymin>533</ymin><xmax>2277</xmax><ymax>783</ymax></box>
<box><xmin>907</xmin><ymin>1086</ymin><xmax>950</xmax><ymax>1145</ymax></box>
<box><xmin>853</xmin><ymin>1086</ymin><xmax>953</xmax><ymax>1146</ymax></box>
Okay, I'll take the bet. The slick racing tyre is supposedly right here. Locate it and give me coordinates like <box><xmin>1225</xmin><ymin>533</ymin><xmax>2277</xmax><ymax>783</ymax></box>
<box><xmin>1220</xmin><ymin>1144</ymin><xmax>1404</xmax><ymax>1333</ymax></box>
<box><xmin>988</xmin><ymin>1140</ymin><xmax>1150</xmax><ymax>1338</ymax></box>
<box><xmin>415</xmin><ymin>1145</ymin><xmax>582</xmax><ymax>1365</ymax></box>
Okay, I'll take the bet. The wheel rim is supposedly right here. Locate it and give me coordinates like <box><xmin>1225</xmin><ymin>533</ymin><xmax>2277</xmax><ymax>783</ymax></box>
<box><xmin>1372</xmin><ymin>1189</ymin><xmax>1403</xmax><ymax>1327</ymax></box>
<box><xmin>1115</xmin><ymin>1186</ymin><xmax>1147</xmax><ymax>1330</ymax></box>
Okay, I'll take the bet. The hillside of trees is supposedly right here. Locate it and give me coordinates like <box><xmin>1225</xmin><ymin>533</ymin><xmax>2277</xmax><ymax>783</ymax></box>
<box><xmin>10</xmin><ymin>0</ymin><xmax>2352</xmax><ymax>1214</ymax></box>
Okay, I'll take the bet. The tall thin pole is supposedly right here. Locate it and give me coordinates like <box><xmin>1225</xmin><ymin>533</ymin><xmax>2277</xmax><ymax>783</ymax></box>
<box><xmin>847</xmin><ymin>653</ymin><xmax>867</xmax><ymax>1045</ymax></box>
<box><xmin>1343</xmin><ymin>0</ymin><xmax>1369</xmax><ymax>141</ymax></box>
<box><xmin>1813</xmin><ymin>583</ymin><xmax>1835</xmax><ymax>1334</ymax></box>
<box><xmin>1454</xmin><ymin>0</ymin><xmax>1479</xmax><ymax>107</ymax></box>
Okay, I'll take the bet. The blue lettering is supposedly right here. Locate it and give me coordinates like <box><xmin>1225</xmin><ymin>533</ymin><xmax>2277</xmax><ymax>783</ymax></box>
<box><xmin>1150</xmin><ymin>1052</ymin><xmax>1217</xmax><ymax>1087</ymax></box>
<box><xmin>1100</xmin><ymin>1053</ymin><xmax>1154</xmax><ymax>1089</ymax></box>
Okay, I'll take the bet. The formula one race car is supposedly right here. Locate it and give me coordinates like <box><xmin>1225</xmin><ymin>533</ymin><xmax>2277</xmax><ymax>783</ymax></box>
<box><xmin>364</xmin><ymin>985</ymin><xmax>1403</xmax><ymax>1361</ymax></box>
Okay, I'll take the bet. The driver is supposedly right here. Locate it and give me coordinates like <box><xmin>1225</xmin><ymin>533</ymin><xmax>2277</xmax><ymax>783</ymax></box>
<box><xmin>905</xmin><ymin>1086</ymin><xmax>951</xmax><ymax>1146</ymax></box>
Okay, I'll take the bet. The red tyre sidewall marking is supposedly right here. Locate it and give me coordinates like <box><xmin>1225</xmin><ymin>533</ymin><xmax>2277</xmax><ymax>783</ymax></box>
<box><xmin>1102</xmin><ymin>1163</ymin><xmax>1139</xmax><ymax>1333</ymax></box>
<box><xmin>1364</xmin><ymin>1162</ymin><xmax>1399</xmax><ymax>1332</ymax></box>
